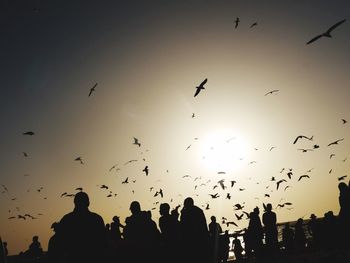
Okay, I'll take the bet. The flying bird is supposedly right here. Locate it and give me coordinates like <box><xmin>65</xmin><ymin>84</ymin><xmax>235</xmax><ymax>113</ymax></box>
<box><xmin>88</xmin><ymin>83</ymin><xmax>98</xmax><ymax>97</ymax></box>
<box><xmin>235</xmin><ymin>213</ymin><xmax>244</xmax><ymax>220</ymax></box>
<box><xmin>226</xmin><ymin>193</ymin><xmax>231</xmax><ymax>200</ymax></box>
<box><xmin>124</xmin><ymin>159</ymin><xmax>138</xmax><ymax>165</ymax></box>
<box><xmin>329</xmin><ymin>154</ymin><xmax>336</xmax><ymax>159</ymax></box>
<box><xmin>75</xmin><ymin>187</ymin><xmax>83</xmax><ymax>192</ymax></box>
<box><xmin>100</xmin><ymin>185</ymin><xmax>109</xmax><ymax>190</ymax></box>
<box><xmin>338</xmin><ymin>175</ymin><xmax>347</xmax><ymax>181</ymax></box>
<box><xmin>122</xmin><ymin>177</ymin><xmax>129</xmax><ymax>184</ymax></box>
<box><xmin>250</xmin><ymin>22</ymin><xmax>258</xmax><ymax>28</ymax></box>
<box><xmin>306</xmin><ymin>19</ymin><xmax>346</xmax><ymax>45</ymax></box>
<box><xmin>293</xmin><ymin>135</ymin><xmax>313</xmax><ymax>144</ymax></box>
<box><xmin>234</xmin><ymin>17</ymin><xmax>240</xmax><ymax>29</ymax></box>
<box><xmin>217</xmin><ymin>179</ymin><xmax>226</xmax><ymax>190</ymax></box>
<box><xmin>264</xmin><ymin>90</ymin><xmax>279</xmax><ymax>96</ymax></box>
<box><xmin>74</xmin><ymin>157</ymin><xmax>84</xmax><ymax>164</ymax></box>
<box><xmin>133</xmin><ymin>137</ymin><xmax>141</xmax><ymax>147</ymax></box>
<box><xmin>327</xmin><ymin>138</ymin><xmax>344</xmax><ymax>146</ymax></box>
<box><xmin>23</xmin><ymin>152</ymin><xmax>28</xmax><ymax>157</ymax></box>
<box><xmin>276</xmin><ymin>179</ymin><xmax>287</xmax><ymax>190</ymax></box>
<box><xmin>209</xmin><ymin>193</ymin><xmax>220</xmax><ymax>199</ymax></box>
<box><xmin>191</xmin><ymin>113</ymin><xmax>195</xmax><ymax>118</ymax></box>
<box><xmin>142</xmin><ymin>166</ymin><xmax>149</xmax><ymax>176</ymax></box>
<box><xmin>194</xmin><ymin>78</ymin><xmax>207</xmax><ymax>97</ymax></box>
<box><xmin>23</xmin><ymin>131</ymin><xmax>35</xmax><ymax>136</ymax></box>
<box><xmin>185</xmin><ymin>144</ymin><xmax>191</xmax><ymax>151</ymax></box>
<box><xmin>341</xmin><ymin>119</ymin><xmax>347</xmax><ymax>124</ymax></box>
<box><xmin>234</xmin><ymin>203</ymin><xmax>244</xmax><ymax>210</ymax></box>
<box><xmin>230</xmin><ymin>181</ymin><xmax>237</xmax><ymax>187</ymax></box>
<box><xmin>298</xmin><ymin>175</ymin><xmax>310</xmax><ymax>181</ymax></box>
<box><xmin>226</xmin><ymin>221</ymin><xmax>238</xmax><ymax>227</ymax></box>
<box><xmin>298</xmin><ymin>148</ymin><xmax>313</xmax><ymax>153</ymax></box>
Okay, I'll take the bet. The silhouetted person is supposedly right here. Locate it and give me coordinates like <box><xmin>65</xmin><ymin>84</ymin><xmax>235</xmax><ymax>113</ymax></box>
<box><xmin>159</xmin><ymin>203</ymin><xmax>181</xmax><ymax>263</ymax></box>
<box><xmin>2</xmin><ymin>242</ymin><xmax>7</xmax><ymax>257</ymax></box>
<box><xmin>123</xmin><ymin>201</ymin><xmax>160</xmax><ymax>263</ymax></box>
<box><xmin>59</xmin><ymin>191</ymin><xmax>106</xmax><ymax>263</ymax></box>
<box><xmin>294</xmin><ymin>218</ymin><xmax>306</xmax><ymax>252</ymax></box>
<box><xmin>247</xmin><ymin>207</ymin><xmax>263</xmax><ymax>259</ymax></box>
<box><xmin>219</xmin><ymin>230</ymin><xmax>230</xmax><ymax>263</ymax></box>
<box><xmin>232</xmin><ymin>235</ymin><xmax>243</xmax><ymax>261</ymax></box>
<box><xmin>262</xmin><ymin>203</ymin><xmax>278</xmax><ymax>255</ymax></box>
<box><xmin>307</xmin><ymin>213</ymin><xmax>321</xmax><ymax>250</ymax></box>
<box><xmin>48</xmin><ymin>222</ymin><xmax>63</xmax><ymax>263</ymax></box>
<box><xmin>110</xmin><ymin>216</ymin><xmax>124</xmax><ymax>242</ymax></box>
<box><xmin>0</xmin><ymin>238</ymin><xmax>7</xmax><ymax>263</ymax></box>
<box><xmin>282</xmin><ymin>223</ymin><xmax>294</xmax><ymax>253</ymax></box>
<box><xmin>322</xmin><ymin>211</ymin><xmax>337</xmax><ymax>251</ymax></box>
<box><xmin>26</xmin><ymin>236</ymin><xmax>43</xmax><ymax>259</ymax></box>
<box><xmin>180</xmin><ymin>197</ymin><xmax>210</xmax><ymax>263</ymax></box>
<box><xmin>209</xmin><ymin>215</ymin><xmax>222</xmax><ymax>263</ymax></box>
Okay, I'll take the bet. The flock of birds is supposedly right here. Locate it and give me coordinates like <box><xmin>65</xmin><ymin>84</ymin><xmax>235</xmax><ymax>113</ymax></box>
<box><xmin>1</xmin><ymin>16</ymin><xmax>349</xmax><ymax>234</ymax></box>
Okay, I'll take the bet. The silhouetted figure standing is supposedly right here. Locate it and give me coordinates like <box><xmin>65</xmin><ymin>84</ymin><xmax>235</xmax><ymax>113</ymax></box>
<box><xmin>209</xmin><ymin>215</ymin><xmax>222</xmax><ymax>263</ymax></box>
<box><xmin>294</xmin><ymin>218</ymin><xmax>306</xmax><ymax>252</ymax></box>
<box><xmin>123</xmin><ymin>201</ymin><xmax>160</xmax><ymax>263</ymax></box>
<box><xmin>159</xmin><ymin>203</ymin><xmax>181</xmax><ymax>263</ymax></box>
<box><xmin>180</xmin><ymin>197</ymin><xmax>210</xmax><ymax>263</ymax></box>
<box><xmin>0</xmin><ymin>237</ymin><xmax>7</xmax><ymax>263</ymax></box>
<box><xmin>232</xmin><ymin>235</ymin><xmax>243</xmax><ymax>261</ymax></box>
<box><xmin>2</xmin><ymin>242</ymin><xmax>7</xmax><ymax>257</ymax></box>
<box><xmin>282</xmin><ymin>223</ymin><xmax>294</xmax><ymax>253</ymax></box>
<box><xmin>110</xmin><ymin>216</ymin><xmax>124</xmax><ymax>243</ymax></box>
<box><xmin>262</xmin><ymin>203</ymin><xmax>278</xmax><ymax>255</ymax></box>
<box><xmin>307</xmin><ymin>214</ymin><xmax>321</xmax><ymax>250</ymax></box>
<box><xmin>322</xmin><ymin>211</ymin><xmax>337</xmax><ymax>251</ymax></box>
<box><xmin>247</xmin><ymin>207</ymin><xmax>263</xmax><ymax>260</ymax></box>
<box><xmin>338</xmin><ymin>182</ymin><xmax>350</xmax><ymax>249</ymax></box>
<box><xmin>25</xmin><ymin>236</ymin><xmax>43</xmax><ymax>260</ymax></box>
<box><xmin>48</xmin><ymin>222</ymin><xmax>63</xmax><ymax>263</ymax></box>
<box><xmin>59</xmin><ymin>192</ymin><xmax>106</xmax><ymax>263</ymax></box>
<box><xmin>219</xmin><ymin>230</ymin><xmax>230</xmax><ymax>263</ymax></box>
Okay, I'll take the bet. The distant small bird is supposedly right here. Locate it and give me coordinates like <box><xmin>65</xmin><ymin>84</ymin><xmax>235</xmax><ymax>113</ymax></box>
<box><xmin>205</xmin><ymin>203</ymin><xmax>210</xmax><ymax>210</ymax></box>
<box><xmin>192</xmin><ymin>113</ymin><xmax>195</xmax><ymax>118</ymax></box>
<box><xmin>217</xmin><ymin>171</ymin><xmax>226</xmax><ymax>174</ymax></box>
<box><xmin>265</xmin><ymin>194</ymin><xmax>270</xmax><ymax>198</ymax></box>
<box><xmin>218</xmin><ymin>179</ymin><xmax>226</xmax><ymax>190</ymax></box>
<box><xmin>234</xmin><ymin>203</ymin><xmax>244</xmax><ymax>210</ymax></box>
<box><xmin>293</xmin><ymin>135</ymin><xmax>313</xmax><ymax>144</ymax></box>
<box><xmin>60</xmin><ymin>192</ymin><xmax>67</xmax><ymax>197</ymax></box>
<box><xmin>329</xmin><ymin>169</ymin><xmax>333</xmax><ymax>174</ymax></box>
<box><xmin>230</xmin><ymin>181</ymin><xmax>236</xmax><ymax>187</ymax></box>
<box><xmin>194</xmin><ymin>78</ymin><xmax>207</xmax><ymax>97</ymax></box>
<box><xmin>182</xmin><ymin>175</ymin><xmax>191</xmax><ymax>178</ymax></box>
<box><xmin>23</xmin><ymin>131</ymin><xmax>35</xmax><ymax>136</ymax></box>
<box><xmin>226</xmin><ymin>193</ymin><xmax>231</xmax><ymax>200</ymax></box>
<box><xmin>226</xmin><ymin>221</ymin><xmax>238</xmax><ymax>227</ymax></box>
<box><xmin>287</xmin><ymin>171</ymin><xmax>293</xmax><ymax>180</ymax></box>
<box><xmin>234</xmin><ymin>17</ymin><xmax>240</xmax><ymax>29</ymax></box>
<box><xmin>100</xmin><ymin>185</ymin><xmax>109</xmax><ymax>190</ymax></box>
<box><xmin>75</xmin><ymin>187</ymin><xmax>83</xmax><ymax>192</ymax></box>
<box><xmin>264</xmin><ymin>90</ymin><xmax>279</xmax><ymax>96</ymax></box>
<box><xmin>269</xmin><ymin>147</ymin><xmax>276</xmax><ymax>151</ymax></box>
<box><xmin>185</xmin><ymin>144</ymin><xmax>191</xmax><ymax>151</ymax></box>
<box><xmin>133</xmin><ymin>137</ymin><xmax>141</xmax><ymax>147</ymax></box>
<box><xmin>124</xmin><ymin>159</ymin><xmax>138</xmax><ymax>165</ymax></box>
<box><xmin>276</xmin><ymin>179</ymin><xmax>287</xmax><ymax>190</ymax></box>
<box><xmin>18</xmin><ymin>215</ymin><xmax>26</xmax><ymax>220</ymax></box>
<box><xmin>235</xmin><ymin>213</ymin><xmax>244</xmax><ymax>220</ymax></box>
<box><xmin>341</xmin><ymin>119</ymin><xmax>347</xmax><ymax>124</ymax></box>
<box><xmin>143</xmin><ymin>166</ymin><xmax>149</xmax><ymax>176</ymax></box>
<box><xmin>330</xmin><ymin>154</ymin><xmax>336</xmax><ymax>159</ymax></box>
<box><xmin>122</xmin><ymin>177</ymin><xmax>129</xmax><ymax>184</ymax></box>
<box><xmin>298</xmin><ymin>175</ymin><xmax>310</xmax><ymax>181</ymax></box>
<box><xmin>327</xmin><ymin>138</ymin><xmax>344</xmax><ymax>146</ymax></box>
<box><xmin>88</xmin><ymin>83</ymin><xmax>98</xmax><ymax>97</ymax></box>
<box><xmin>23</xmin><ymin>152</ymin><xmax>28</xmax><ymax>157</ymax></box>
<box><xmin>284</xmin><ymin>185</ymin><xmax>291</xmax><ymax>191</ymax></box>
<box><xmin>74</xmin><ymin>157</ymin><xmax>84</xmax><ymax>164</ymax></box>
<box><xmin>209</xmin><ymin>193</ymin><xmax>220</xmax><ymax>199</ymax></box>
<box><xmin>298</xmin><ymin>148</ymin><xmax>313</xmax><ymax>153</ymax></box>
<box><xmin>250</xmin><ymin>22</ymin><xmax>258</xmax><ymax>28</ymax></box>
<box><xmin>306</xmin><ymin>19</ymin><xmax>346</xmax><ymax>45</ymax></box>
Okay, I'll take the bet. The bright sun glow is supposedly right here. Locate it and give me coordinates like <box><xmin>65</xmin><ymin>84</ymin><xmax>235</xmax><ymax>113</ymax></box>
<box><xmin>198</xmin><ymin>130</ymin><xmax>250</xmax><ymax>172</ymax></box>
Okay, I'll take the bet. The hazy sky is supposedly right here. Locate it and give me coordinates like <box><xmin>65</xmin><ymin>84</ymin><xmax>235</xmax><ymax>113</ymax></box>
<box><xmin>1</xmin><ymin>0</ymin><xmax>349</xmax><ymax>255</ymax></box>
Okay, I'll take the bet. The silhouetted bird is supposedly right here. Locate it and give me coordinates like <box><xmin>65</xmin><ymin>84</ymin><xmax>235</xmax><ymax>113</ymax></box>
<box><xmin>293</xmin><ymin>135</ymin><xmax>313</xmax><ymax>144</ymax></box>
<box><xmin>226</xmin><ymin>193</ymin><xmax>231</xmax><ymax>199</ymax></box>
<box><xmin>143</xmin><ymin>166</ymin><xmax>149</xmax><ymax>176</ymax></box>
<box><xmin>298</xmin><ymin>148</ymin><xmax>313</xmax><ymax>152</ymax></box>
<box><xmin>185</xmin><ymin>144</ymin><xmax>191</xmax><ymax>151</ymax></box>
<box><xmin>23</xmin><ymin>131</ymin><xmax>35</xmax><ymax>136</ymax></box>
<box><xmin>122</xmin><ymin>177</ymin><xmax>129</xmax><ymax>184</ymax></box>
<box><xmin>209</xmin><ymin>193</ymin><xmax>220</xmax><ymax>199</ymax></box>
<box><xmin>276</xmin><ymin>179</ymin><xmax>287</xmax><ymax>190</ymax></box>
<box><xmin>192</xmin><ymin>113</ymin><xmax>195</xmax><ymax>118</ymax></box>
<box><xmin>124</xmin><ymin>159</ymin><xmax>138</xmax><ymax>165</ymax></box>
<box><xmin>218</xmin><ymin>179</ymin><xmax>226</xmax><ymax>190</ymax></box>
<box><xmin>327</xmin><ymin>138</ymin><xmax>344</xmax><ymax>146</ymax></box>
<box><xmin>250</xmin><ymin>22</ymin><xmax>258</xmax><ymax>28</ymax></box>
<box><xmin>234</xmin><ymin>17</ymin><xmax>240</xmax><ymax>28</ymax></box>
<box><xmin>264</xmin><ymin>90</ymin><xmax>279</xmax><ymax>96</ymax></box>
<box><xmin>194</xmin><ymin>78</ymin><xmax>207</xmax><ymax>97</ymax></box>
<box><xmin>133</xmin><ymin>137</ymin><xmax>141</xmax><ymax>147</ymax></box>
<box><xmin>306</xmin><ymin>19</ymin><xmax>346</xmax><ymax>45</ymax></box>
<box><xmin>75</xmin><ymin>187</ymin><xmax>83</xmax><ymax>192</ymax></box>
<box><xmin>226</xmin><ymin>221</ymin><xmax>238</xmax><ymax>227</ymax></box>
<box><xmin>341</xmin><ymin>118</ymin><xmax>347</xmax><ymax>124</ymax></box>
<box><xmin>230</xmin><ymin>180</ymin><xmax>237</xmax><ymax>187</ymax></box>
<box><xmin>88</xmin><ymin>83</ymin><xmax>98</xmax><ymax>97</ymax></box>
<box><xmin>74</xmin><ymin>157</ymin><xmax>84</xmax><ymax>164</ymax></box>
<box><xmin>330</xmin><ymin>154</ymin><xmax>336</xmax><ymax>159</ymax></box>
<box><xmin>338</xmin><ymin>175</ymin><xmax>347</xmax><ymax>181</ymax></box>
<box><xmin>100</xmin><ymin>185</ymin><xmax>108</xmax><ymax>190</ymax></box>
<box><xmin>287</xmin><ymin>171</ymin><xmax>293</xmax><ymax>179</ymax></box>
<box><xmin>298</xmin><ymin>175</ymin><xmax>310</xmax><ymax>181</ymax></box>
<box><xmin>23</xmin><ymin>152</ymin><xmax>28</xmax><ymax>157</ymax></box>
<box><xmin>234</xmin><ymin>204</ymin><xmax>244</xmax><ymax>210</ymax></box>
<box><xmin>235</xmin><ymin>213</ymin><xmax>244</xmax><ymax>220</ymax></box>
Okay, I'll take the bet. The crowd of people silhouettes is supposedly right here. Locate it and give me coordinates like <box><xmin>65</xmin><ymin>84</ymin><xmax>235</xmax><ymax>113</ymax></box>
<box><xmin>1</xmin><ymin>181</ymin><xmax>350</xmax><ymax>263</ymax></box>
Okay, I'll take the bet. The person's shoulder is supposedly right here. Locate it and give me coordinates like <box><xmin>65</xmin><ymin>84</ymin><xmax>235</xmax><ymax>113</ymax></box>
<box><xmin>89</xmin><ymin>211</ymin><xmax>104</xmax><ymax>222</ymax></box>
<box><xmin>60</xmin><ymin>211</ymin><xmax>75</xmax><ymax>223</ymax></box>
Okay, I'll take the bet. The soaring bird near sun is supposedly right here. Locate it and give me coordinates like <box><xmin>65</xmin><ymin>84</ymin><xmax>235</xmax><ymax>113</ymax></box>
<box><xmin>88</xmin><ymin>83</ymin><xmax>98</xmax><ymax>97</ymax></box>
<box><xmin>306</xmin><ymin>19</ymin><xmax>346</xmax><ymax>45</ymax></box>
<box><xmin>194</xmin><ymin>78</ymin><xmax>207</xmax><ymax>97</ymax></box>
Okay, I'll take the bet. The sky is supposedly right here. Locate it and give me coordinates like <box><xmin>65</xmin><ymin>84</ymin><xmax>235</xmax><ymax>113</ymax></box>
<box><xmin>0</xmin><ymin>0</ymin><xmax>349</xmax><ymax>255</ymax></box>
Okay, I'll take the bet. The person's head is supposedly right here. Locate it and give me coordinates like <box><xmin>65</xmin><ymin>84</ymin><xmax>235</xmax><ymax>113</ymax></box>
<box><xmin>266</xmin><ymin>203</ymin><xmax>272</xmax><ymax>212</ymax></box>
<box><xmin>184</xmin><ymin>197</ymin><xmax>194</xmax><ymax>208</ymax></box>
<box><xmin>74</xmin><ymin>192</ymin><xmax>90</xmax><ymax>209</ymax></box>
<box><xmin>296</xmin><ymin>218</ymin><xmax>303</xmax><ymax>226</ymax></box>
<box><xmin>105</xmin><ymin>223</ymin><xmax>110</xmax><ymax>230</ymax></box>
<box><xmin>130</xmin><ymin>201</ymin><xmax>141</xmax><ymax>215</ymax></box>
<box><xmin>210</xmin><ymin>216</ymin><xmax>216</xmax><ymax>222</ymax></box>
<box><xmin>338</xmin><ymin>182</ymin><xmax>348</xmax><ymax>193</ymax></box>
<box><xmin>253</xmin><ymin>207</ymin><xmax>260</xmax><ymax>215</ymax></box>
<box><xmin>32</xmin><ymin>236</ymin><xmax>39</xmax><ymax>242</ymax></box>
<box><xmin>112</xmin><ymin>216</ymin><xmax>120</xmax><ymax>223</ymax></box>
<box><xmin>310</xmin><ymin>213</ymin><xmax>316</xmax><ymax>220</ymax></box>
<box><xmin>160</xmin><ymin>203</ymin><xmax>170</xmax><ymax>216</ymax></box>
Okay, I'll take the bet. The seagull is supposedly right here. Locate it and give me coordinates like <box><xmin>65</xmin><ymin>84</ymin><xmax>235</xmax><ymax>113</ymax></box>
<box><xmin>338</xmin><ymin>175</ymin><xmax>347</xmax><ymax>181</ymax></box>
<box><xmin>88</xmin><ymin>83</ymin><xmax>98</xmax><ymax>97</ymax></box>
<box><xmin>265</xmin><ymin>194</ymin><xmax>270</xmax><ymax>198</ymax></box>
<box><xmin>264</xmin><ymin>90</ymin><xmax>279</xmax><ymax>96</ymax></box>
<box><xmin>298</xmin><ymin>148</ymin><xmax>314</xmax><ymax>153</ymax></box>
<box><xmin>122</xmin><ymin>177</ymin><xmax>129</xmax><ymax>184</ymax></box>
<box><xmin>287</xmin><ymin>172</ymin><xmax>293</xmax><ymax>180</ymax></box>
<box><xmin>74</xmin><ymin>157</ymin><xmax>84</xmax><ymax>164</ymax></box>
<box><xmin>306</xmin><ymin>19</ymin><xmax>346</xmax><ymax>45</ymax></box>
<box><xmin>330</xmin><ymin>154</ymin><xmax>336</xmax><ymax>159</ymax></box>
<box><xmin>341</xmin><ymin>119</ymin><xmax>347</xmax><ymax>124</ymax></box>
<box><xmin>226</xmin><ymin>193</ymin><xmax>231</xmax><ymax>200</ymax></box>
<box><xmin>23</xmin><ymin>152</ymin><xmax>28</xmax><ymax>157</ymax></box>
<box><xmin>185</xmin><ymin>144</ymin><xmax>191</xmax><ymax>151</ymax></box>
<box><xmin>269</xmin><ymin>147</ymin><xmax>276</xmax><ymax>151</ymax></box>
<box><xmin>234</xmin><ymin>203</ymin><xmax>244</xmax><ymax>210</ymax></box>
<box><xmin>205</xmin><ymin>203</ymin><xmax>210</xmax><ymax>210</ymax></box>
<box><xmin>298</xmin><ymin>175</ymin><xmax>310</xmax><ymax>181</ymax></box>
<box><xmin>209</xmin><ymin>193</ymin><xmax>220</xmax><ymax>199</ymax></box>
<box><xmin>218</xmin><ymin>179</ymin><xmax>226</xmax><ymax>190</ymax></box>
<box><xmin>230</xmin><ymin>181</ymin><xmax>237</xmax><ymax>187</ymax></box>
<box><xmin>133</xmin><ymin>137</ymin><xmax>141</xmax><ymax>147</ymax></box>
<box><xmin>226</xmin><ymin>221</ymin><xmax>238</xmax><ymax>227</ymax></box>
<box><xmin>276</xmin><ymin>179</ymin><xmax>287</xmax><ymax>190</ymax></box>
<box><xmin>100</xmin><ymin>185</ymin><xmax>109</xmax><ymax>190</ymax></box>
<box><xmin>284</xmin><ymin>185</ymin><xmax>291</xmax><ymax>191</ymax></box>
<box><xmin>23</xmin><ymin>131</ymin><xmax>35</xmax><ymax>136</ymax></box>
<box><xmin>194</xmin><ymin>78</ymin><xmax>207</xmax><ymax>97</ymax></box>
<box><xmin>235</xmin><ymin>213</ymin><xmax>244</xmax><ymax>220</ymax></box>
<box><xmin>327</xmin><ymin>138</ymin><xmax>344</xmax><ymax>146</ymax></box>
<box><xmin>142</xmin><ymin>166</ymin><xmax>149</xmax><ymax>176</ymax></box>
<box><xmin>234</xmin><ymin>17</ymin><xmax>240</xmax><ymax>29</ymax></box>
<box><xmin>75</xmin><ymin>187</ymin><xmax>83</xmax><ymax>192</ymax></box>
<box><xmin>250</xmin><ymin>22</ymin><xmax>258</xmax><ymax>28</ymax></box>
<box><xmin>293</xmin><ymin>135</ymin><xmax>313</xmax><ymax>144</ymax></box>
<box><xmin>124</xmin><ymin>159</ymin><xmax>138</xmax><ymax>165</ymax></box>
<box><xmin>217</xmin><ymin>171</ymin><xmax>226</xmax><ymax>175</ymax></box>
<box><xmin>192</xmin><ymin>113</ymin><xmax>195</xmax><ymax>118</ymax></box>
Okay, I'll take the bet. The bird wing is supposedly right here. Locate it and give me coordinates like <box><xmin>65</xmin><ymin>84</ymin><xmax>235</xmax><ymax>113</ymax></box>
<box><xmin>293</xmin><ymin>136</ymin><xmax>301</xmax><ymax>144</ymax></box>
<box><xmin>200</xmin><ymin>78</ymin><xmax>208</xmax><ymax>86</ymax></box>
<box><xmin>306</xmin><ymin>34</ymin><xmax>323</xmax><ymax>45</ymax></box>
<box><xmin>194</xmin><ymin>88</ymin><xmax>201</xmax><ymax>97</ymax></box>
<box><xmin>326</xmin><ymin>19</ymin><xmax>346</xmax><ymax>33</ymax></box>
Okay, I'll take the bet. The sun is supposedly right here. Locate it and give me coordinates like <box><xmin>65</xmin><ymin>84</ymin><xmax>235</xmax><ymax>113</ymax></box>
<box><xmin>198</xmin><ymin>130</ymin><xmax>250</xmax><ymax>172</ymax></box>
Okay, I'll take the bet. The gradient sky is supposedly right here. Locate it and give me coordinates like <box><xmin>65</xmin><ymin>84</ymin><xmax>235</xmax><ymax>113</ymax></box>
<box><xmin>1</xmin><ymin>0</ymin><xmax>349</xmax><ymax>255</ymax></box>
